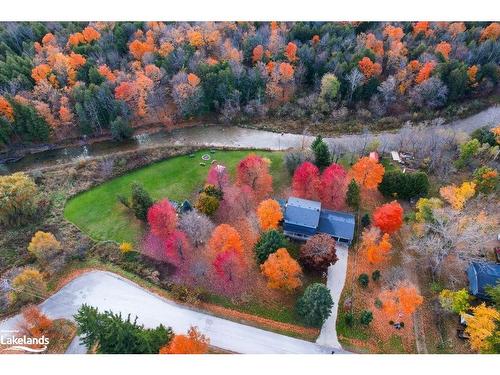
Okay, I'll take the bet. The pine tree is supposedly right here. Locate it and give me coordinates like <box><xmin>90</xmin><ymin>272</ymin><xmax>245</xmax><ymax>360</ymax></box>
<box><xmin>131</xmin><ymin>182</ymin><xmax>153</xmax><ymax>221</ymax></box>
<box><xmin>313</xmin><ymin>141</ymin><xmax>331</xmax><ymax>169</ymax></box>
<box><xmin>346</xmin><ymin>179</ymin><xmax>360</xmax><ymax>210</ymax></box>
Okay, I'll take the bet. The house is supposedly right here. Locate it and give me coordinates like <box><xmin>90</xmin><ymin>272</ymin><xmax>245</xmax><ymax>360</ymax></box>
<box><xmin>283</xmin><ymin>197</ymin><xmax>355</xmax><ymax>244</ymax></box>
<box><xmin>467</xmin><ymin>261</ymin><xmax>500</xmax><ymax>300</ymax></box>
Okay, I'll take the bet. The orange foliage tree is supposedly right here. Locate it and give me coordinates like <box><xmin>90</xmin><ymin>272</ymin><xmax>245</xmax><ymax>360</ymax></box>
<box><xmin>19</xmin><ymin>305</ymin><xmax>53</xmax><ymax>338</ymax></box>
<box><xmin>480</xmin><ymin>22</ymin><xmax>500</xmax><ymax>41</ymax></box>
<box><xmin>413</xmin><ymin>21</ymin><xmax>429</xmax><ymax>36</ymax></box>
<box><xmin>350</xmin><ymin>157</ymin><xmax>385</xmax><ymax>190</ymax></box>
<box><xmin>159</xmin><ymin>326</ymin><xmax>209</xmax><ymax>354</ymax></box>
<box><xmin>284</xmin><ymin>42</ymin><xmax>298</xmax><ymax>62</ymax></box>
<box><xmin>415</xmin><ymin>61</ymin><xmax>436</xmax><ymax>84</ymax></box>
<box><xmin>256</xmin><ymin>199</ymin><xmax>283</xmax><ymax>231</ymax></box>
<box><xmin>260</xmin><ymin>248</ymin><xmax>302</xmax><ymax>292</ymax></box>
<box><xmin>358</xmin><ymin>57</ymin><xmax>382</xmax><ymax>79</ymax></box>
<box><xmin>252</xmin><ymin>44</ymin><xmax>264</xmax><ymax>63</ymax></box>
<box><xmin>0</xmin><ymin>96</ymin><xmax>14</xmax><ymax>121</ymax></box>
<box><xmin>435</xmin><ymin>41</ymin><xmax>452</xmax><ymax>59</ymax></box>
<box><xmin>379</xmin><ymin>282</ymin><xmax>423</xmax><ymax>322</ymax></box>
<box><xmin>360</xmin><ymin>227</ymin><xmax>392</xmax><ymax>264</ymax></box>
<box><xmin>208</xmin><ymin>224</ymin><xmax>244</xmax><ymax>255</ymax></box>
<box><xmin>372</xmin><ymin>201</ymin><xmax>404</xmax><ymax>234</ymax></box>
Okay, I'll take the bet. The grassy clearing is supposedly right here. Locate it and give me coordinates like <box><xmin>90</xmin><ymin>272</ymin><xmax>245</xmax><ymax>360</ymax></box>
<box><xmin>64</xmin><ymin>149</ymin><xmax>287</xmax><ymax>244</ymax></box>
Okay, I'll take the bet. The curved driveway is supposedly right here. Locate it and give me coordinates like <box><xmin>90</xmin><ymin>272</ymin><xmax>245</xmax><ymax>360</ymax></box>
<box><xmin>0</xmin><ymin>271</ymin><xmax>347</xmax><ymax>354</ymax></box>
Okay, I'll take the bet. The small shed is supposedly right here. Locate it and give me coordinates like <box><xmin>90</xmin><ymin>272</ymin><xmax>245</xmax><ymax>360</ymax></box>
<box><xmin>369</xmin><ymin>151</ymin><xmax>379</xmax><ymax>162</ymax></box>
<box><xmin>390</xmin><ymin>151</ymin><xmax>402</xmax><ymax>163</ymax></box>
<box><xmin>467</xmin><ymin>262</ymin><xmax>500</xmax><ymax>300</ymax></box>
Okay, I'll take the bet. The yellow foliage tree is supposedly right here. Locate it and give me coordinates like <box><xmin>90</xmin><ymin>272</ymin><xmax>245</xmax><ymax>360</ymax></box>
<box><xmin>260</xmin><ymin>248</ymin><xmax>302</xmax><ymax>292</ymax></box>
<box><xmin>439</xmin><ymin>181</ymin><xmax>476</xmax><ymax>210</ymax></box>
<box><xmin>465</xmin><ymin>304</ymin><xmax>500</xmax><ymax>352</ymax></box>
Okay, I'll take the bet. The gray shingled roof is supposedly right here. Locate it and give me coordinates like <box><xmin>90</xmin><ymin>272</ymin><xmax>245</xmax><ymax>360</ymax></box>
<box><xmin>284</xmin><ymin>197</ymin><xmax>321</xmax><ymax>229</ymax></box>
<box><xmin>317</xmin><ymin>209</ymin><xmax>356</xmax><ymax>241</ymax></box>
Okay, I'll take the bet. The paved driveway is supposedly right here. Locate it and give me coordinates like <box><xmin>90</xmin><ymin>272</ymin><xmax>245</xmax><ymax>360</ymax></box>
<box><xmin>316</xmin><ymin>244</ymin><xmax>349</xmax><ymax>349</ymax></box>
<box><xmin>0</xmin><ymin>271</ymin><xmax>349</xmax><ymax>354</ymax></box>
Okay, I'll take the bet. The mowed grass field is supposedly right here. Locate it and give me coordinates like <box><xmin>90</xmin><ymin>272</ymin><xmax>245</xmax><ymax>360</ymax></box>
<box><xmin>64</xmin><ymin>149</ymin><xmax>287</xmax><ymax>244</ymax></box>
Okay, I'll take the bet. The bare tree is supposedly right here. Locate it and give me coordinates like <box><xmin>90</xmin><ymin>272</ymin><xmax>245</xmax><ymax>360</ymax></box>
<box><xmin>407</xmin><ymin>206</ymin><xmax>496</xmax><ymax>284</ymax></box>
<box><xmin>178</xmin><ymin>210</ymin><xmax>215</xmax><ymax>248</ymax></box>
<box><xmin>346</xmin><ymin>68</ymin><xmax>363</xmax><ymax>104</ymax></box>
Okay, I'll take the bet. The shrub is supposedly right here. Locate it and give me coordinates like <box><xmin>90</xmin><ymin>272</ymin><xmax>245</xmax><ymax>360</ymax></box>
<box><xmin>296</xmin><ymin>283</ymin><xmax>333</xmax><ymax>327</ymax></box>
<box><xmin>344</xmin><ymin>312</ymin><xmax>354</xmax><ymax>327</ymax></box>
<box><xmin>372</xmin><ymin>270</ymin><xmax>381</xmax><ymax>281</ymax></box>
<box><xmin>378</xmin><ymin>170</ymin><xmax>429</xmax><ymax>199</ymax></box>
<box><xmin>110</xmin><ymin>116</ymin><xmax>133</xmax><ymax>141</ymax></box>
<box><xmin>360</xmin><ymin>310</ymin><xmax>373</xmax><ymax>326</ymax></box>
<box><xmin>0</xmin><ymin>172</ymin><xmax>38</xmax><ymax>227</ymax></box>
<box><xmin>361</xmin><ymin>213</ymin><xmax>371</xmax><ymax>228</ymax></box>
<box><xmin>471</xmin><ymin>126</ymin><xmax>498</xmax><ymax>146</ymax></box>
<box><xmin>358</xmin><ymin>273</ymin><xmax>369</xmax><ymax>288</ymax></box>
<box><xmin>130</xmin><ymin>182</ymin><xmax>153</xmax><ymax>221</ymax></box>
<box><xmin>10</xmin><ymin>268</ymin><xmax>47</xmax><ymax>305</ymax></box>
<box><xmin>374</xmin><ymin>298</ymin><xmax>383</xmax><ymax>309</ymax></box>
<box><xmin>254</xmin><ymin>230</ymin><xmax>288</xmax><ymax>264</ymax></box>
<box><xmin>27</xmin><ymin>231</ymin><xmax>62</xmax><ymax>266</ymax></box>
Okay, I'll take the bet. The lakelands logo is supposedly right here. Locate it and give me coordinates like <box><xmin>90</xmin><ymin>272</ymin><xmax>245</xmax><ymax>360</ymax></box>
<box><xmin>0</xmin><ymin>330</ymin><xmax>49</xmax><ymax>353</ymax></box>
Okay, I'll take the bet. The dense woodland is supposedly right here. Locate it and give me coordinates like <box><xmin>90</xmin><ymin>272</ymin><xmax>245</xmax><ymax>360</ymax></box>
<box><xmin>0</xmin><ymin>21</ymin><xmax>499</xmax><ymax>147</ymax></box>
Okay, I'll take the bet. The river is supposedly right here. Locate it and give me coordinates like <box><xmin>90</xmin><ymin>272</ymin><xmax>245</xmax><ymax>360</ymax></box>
<box><xmin>2</xmin><ymin>105</ymin><xmax>499</xmax><ymax>173</ymax></box>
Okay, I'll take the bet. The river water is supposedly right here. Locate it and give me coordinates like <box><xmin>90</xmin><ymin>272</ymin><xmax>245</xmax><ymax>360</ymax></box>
<box><xmin>2</xmin><ymin>105</ymin><xmax>499</xmax><ymax>173</ymax></box>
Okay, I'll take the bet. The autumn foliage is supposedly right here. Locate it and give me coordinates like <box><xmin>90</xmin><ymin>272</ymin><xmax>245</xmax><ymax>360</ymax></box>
<box><xmin>350</xmin><ymin>157</ymin><xmax>385</xmax><ymax>190</ymax></box>
<box><xmin>208</xmin><ymin>224</ymin><xmax>244</xmax><ymax>255</ymax></box>
<box><xmin>379</xmin><ymin>282</ymin><xmax>423</xmax><ymax>321</ymax></box>
<box><xmin>260</xmin><ymin>248</ymin><xmax>302</xmax><ymax>292</ymax></box>
<box><xmin>159</xmin><ymin>326</ymin><xmax>209</xmax><ymax>354</ymax></box>
<box><xmin>465</xmin><ymin>304</ymin><xmax>500</xmax><ymax>352</ymax></box>
<box><xmin>236</xmin><ymin>154</ymin><xmax>273</xmax><ymax>202</ymax></box>
<box><xmin>360</xmin><ymin>227</ymin><xmax>392</xmax><ymax>264</ymax></box>
<box><xmin>319</xmin><ymin>163</ymin><xmax>348</xmax><ymax>210</ymax></box>
<box><xmin>292</xmin><ymin>161</ymin><xmax>320</xmax><ymax>200</ymax></box>
<box><xmin>372</xmin><ymin>201</ymin><xmax>404</xmax><ymax>234</ymax></box>
<box><xmin>147</xmin><ymin>199</ymin><xmax>177</xmax><ymax>238</ymax></box>
<box><xmin>256</xmin><ymin>199</ymin><xmax>283</xmax><ymax>231</ymax></box>
<box><xmin>439</xmin><ymin>181</ymin><xmax>476</xmax><ymax>210</ymax></box>
<box><xmin>358</xmin><ymin>57</ymin><xmax>382</xmax><ymax>78</ymax></box>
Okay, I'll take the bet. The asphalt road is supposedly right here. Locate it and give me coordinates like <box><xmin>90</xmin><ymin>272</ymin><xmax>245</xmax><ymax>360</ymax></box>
<box><xmin>0</xmin><ymin>271</ymin><xmax>349</xmax><ymax>354</ymax></box>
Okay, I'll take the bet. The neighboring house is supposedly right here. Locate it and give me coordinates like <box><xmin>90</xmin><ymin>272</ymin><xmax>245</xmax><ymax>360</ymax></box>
<box><xmin>467</xmin><ymin>261</ymin><xmax>500</xmax><ymax>300</ymax></box>
<box><xmin>170</xmin><ymin>199</ymin><xmax>193</xmax><ymax>214</ymax></box>
<box><xmin>282</xmin><ymin>197</ymin><xmax>355</xmax><ymax>244</ymax></box>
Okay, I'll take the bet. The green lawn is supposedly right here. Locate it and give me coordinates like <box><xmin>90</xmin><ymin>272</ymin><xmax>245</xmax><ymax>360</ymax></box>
<box><xmin>64</xmin><ymin>149</ymin><xmax>287</xmax><ymax>243</ymax></box>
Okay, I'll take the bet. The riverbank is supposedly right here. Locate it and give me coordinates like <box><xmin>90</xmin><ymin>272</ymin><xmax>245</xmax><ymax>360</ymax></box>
<box><xmin>1</xmin><ymin>98</ymin><xmax>499</xmax><ymax>172</ymax></box>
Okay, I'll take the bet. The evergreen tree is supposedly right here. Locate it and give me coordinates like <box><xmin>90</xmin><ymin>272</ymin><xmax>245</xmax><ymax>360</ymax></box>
<box><xmin>346</xmin><ymin>179</ymin><xmax>360</xmax><ymax>210</ymax></box>
<box><xmin>130</xmin><ymin>182</ymin><xmax>153</xmax><ymax>221</ymax></box>
<box><xmin>313</xmin><ymin>141</ymin><xmax>331</xmax><ymax>169</ymax></box>
<box><xmin>74</xmin><ymin>304</ymin><xmax>173</xmax><ymax>354</ymax></box>
<box><xmin>254</xmin><ymin>229</ymin><xmax>288</xmax><ymax>264</ymax></box>
<box><xmin>296</xmin><ymin>283</ymin><xmax>333</xmax><ymax>327</ymax></box>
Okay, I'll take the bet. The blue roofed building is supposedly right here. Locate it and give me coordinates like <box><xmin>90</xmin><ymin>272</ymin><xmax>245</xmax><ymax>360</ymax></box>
<box><xmin>467</xmin><ymin>262</ymin><xmax>500</xmax><ymax>300</ymax></box>
<box><xmin>283</xmin><ymin>197</ymin><xmax>355</xmax><ymax>244</ymax></box>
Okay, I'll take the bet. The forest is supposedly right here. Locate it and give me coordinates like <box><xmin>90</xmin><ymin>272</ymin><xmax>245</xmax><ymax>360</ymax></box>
<box><xmin>0</xmin><ymin>21</ymin><xmax>499</xmax><ymax>148</ymax></box>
